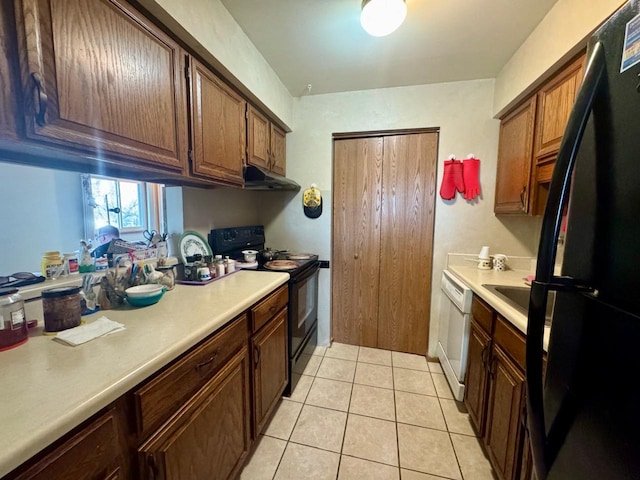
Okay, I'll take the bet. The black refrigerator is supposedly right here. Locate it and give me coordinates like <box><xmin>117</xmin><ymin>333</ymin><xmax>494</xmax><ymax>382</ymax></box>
<box><xmin>527</xmin><ymin>1</ymin><xmax>640</xmax><ymax>479</ymax></box>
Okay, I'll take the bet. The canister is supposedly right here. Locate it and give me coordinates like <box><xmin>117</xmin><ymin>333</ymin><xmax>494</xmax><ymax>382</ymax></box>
<box><xmin>42</xmin><ymin>286</ymin><xmax>82</xmax><ymax>332</ymax></box>
<box><xmin>41</xmin><ymin>251</ymin><xmax>63</xmax><ymax>279</ymax></box>
<box><xmin>0</xmin><ymin>288</ymin><xmax>28</xmax><ymax>351</ymax></box>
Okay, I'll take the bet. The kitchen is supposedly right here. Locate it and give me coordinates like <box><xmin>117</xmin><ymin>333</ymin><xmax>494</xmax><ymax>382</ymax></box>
<box><xmin>0</xmin><ymin>0</ymin><xmax>630</xmax><ymax>479</ymax></box>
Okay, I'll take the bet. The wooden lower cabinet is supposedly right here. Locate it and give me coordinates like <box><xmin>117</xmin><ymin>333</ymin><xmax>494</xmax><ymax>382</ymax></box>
<box><xmin>464</xmin><ymin>319</ymin><xmax>492</xmax><ymax>435</ymax></box>
<box><xmin>12</xmin><ymin>409</ymin><xmax>122</xmax><ymax>480</ymax></box>
<box><xmin>464</xmin><ymin>295</ymin><xmax>533</xmax><ymax>480</ymax></box>
<box><xmin>4</xmin><ymin>286</ymin><xmax>290</xmax><ymax>480</ymax></box>
<box><xmin>139</xmin><ymin>347</ymin><xmax>251</xmax><ymax>480</ymax></box>
<box><xmin>484</xmin><ymin>345</ymin><xmax>526</xmax><ymax>480</ymax></box>
<box><xmin>250</xmin><ymin>285</ymin><xmax>289</xmax><ymax>438</ymax></box>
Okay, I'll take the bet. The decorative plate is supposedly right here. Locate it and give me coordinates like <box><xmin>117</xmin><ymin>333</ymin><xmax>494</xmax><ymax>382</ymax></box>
<box><xmin>178</xmin><ymin>231</ymin><xmax>212</xmax><ymax>264</ymax></box>
<box><xmin>264</xmin><ymin>260</ymin><xmax>300</xmax><ymax>271</ymax></box>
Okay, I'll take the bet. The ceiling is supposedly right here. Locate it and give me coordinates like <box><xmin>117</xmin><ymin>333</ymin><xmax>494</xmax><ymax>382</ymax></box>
<box><xmin>220</xmin><ymin>0</ymin><xmax>559</xmax><ymax>97</ymax></box>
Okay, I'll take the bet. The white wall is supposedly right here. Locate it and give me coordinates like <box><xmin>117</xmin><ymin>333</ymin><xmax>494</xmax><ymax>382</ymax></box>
<box><xmin>259</xmin><ymin>80</ymin><xmax>542</xmax><ymax>355</ymax></box>
<box><xmin>0</xmin><ymin>163</ymin><xmax>84</xmax><ymax>274</ymax></box>
<box><xmin>151</xmin><ymin>0</ymin><xmax>294</xmax><ymax>128</ymax></box>
<box><xmin>494</xmin><ymin>0</ymin><xmax>623</xmax><ymax>115</ymax></box>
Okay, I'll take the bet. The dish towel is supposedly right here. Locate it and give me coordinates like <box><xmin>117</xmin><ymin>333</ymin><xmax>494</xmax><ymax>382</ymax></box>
<box><xmin>55</xmin><ymin>316</ymin><xmax>125</xmax><ymax>347</ymax></box>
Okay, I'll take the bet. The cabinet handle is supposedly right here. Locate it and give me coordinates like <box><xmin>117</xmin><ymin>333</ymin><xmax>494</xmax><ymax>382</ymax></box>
<box><xmin>196</xmin><ymin>351</ymin><xmax>218</xmax><ymax>370</ymax></box>
<box><xmin>489</xmin><ymin>356</ymin><xmax>498</xmax><ymax>378</ymax></box>
<box><xmin>480</xmin><ymin>343</ymin><xmax>489</xmax><ymax>367</ymax></box>
<box><xmin>269</xmin><ymin>304</ymin><xmax>278</xmax><ymax>314</ymax></box>
<box><xmin>254</xmin><ymin>345</ymin><xmax>261</xmax><ymax>366</ymax></box>
<box><xmin>148</xmin><ymin>454</ymin><xmax>159</xmax><ymax>480</ymax></box>
<box><xmin>354</xmin><ymin>253</ymin><xmax>359</xmax><ymax>259</ymax></box>
<box><xmin>520</xmin><ymin>185</ymin><xmax>527</xmax><ymax>209</ymax></box>
<box><xmin>31</xmin><ymin>72</ymin><xmax>48</xmax><ymax>126</ymax></box>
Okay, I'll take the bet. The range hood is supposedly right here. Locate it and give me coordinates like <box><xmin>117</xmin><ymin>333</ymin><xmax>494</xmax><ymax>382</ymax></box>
<box><xmin>243</xmin><ymin>165</ymin><xmax>301</xmax><ymax>191</ymax></box>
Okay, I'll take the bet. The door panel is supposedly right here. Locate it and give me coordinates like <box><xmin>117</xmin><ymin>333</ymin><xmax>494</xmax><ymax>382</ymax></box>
<box><xmin>377</xmin><ymin>132</ymin><xmax>437</xmax><ymax>354</ymax></box>
<box><xmin>190</xmin><ymin>57</ymin><xmax>245</xmax><ymax>184</ymax></box>
<box><xmin>17</xmin><ymin>0</ymin><xmax>187</xmax><ymax>170</ymax></box>
<box><xmin>332</xmin><ymin>137</ymin><xmax>383</xmax><ymax>347</ymax></box>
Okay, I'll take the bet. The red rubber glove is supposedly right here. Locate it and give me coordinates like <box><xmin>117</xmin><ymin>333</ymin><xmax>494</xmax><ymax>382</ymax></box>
<box><xmin>463</xmin><ymin>158</ymin><xmax>481</xmax><ymax>200</ymax></box>
<box><xmin>439</xmin><ymin>160</ymin><xmax>464</xmax><ymax>200</ymax></box>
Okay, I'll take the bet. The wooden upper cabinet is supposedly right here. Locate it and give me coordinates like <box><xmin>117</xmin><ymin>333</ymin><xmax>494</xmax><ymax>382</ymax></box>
<box><xmin>247</xmin><ymin>105</ymin><xmax>270</xmax><ymax>170</ymax></box>
<box><xmin>188</xmin><ymin>57</ymin><xmax>245</xmax><ymax>185</ymax></box>
<box><xmin>247</xmin><ymin>104</ymin><xmax>286</xmax><ymax>175</ymax></box>
<box><xmin>270</xmin><ymin>123</ymin><xmax>286</xmax><ymax>176</ymax></box>
<box><xmin>494</xmin><ymin>96</ymin><xmax>537</xmax><ymax>214</ymax></box>
<box><xmin>534</xmin><ymin>55</ymin><xmax>585</xmax><ymax>160</ymax></box>
<box><xmin>14</xmin><ymin>0</ymin><xmax>188</xmax><ymax>172</ymax></box>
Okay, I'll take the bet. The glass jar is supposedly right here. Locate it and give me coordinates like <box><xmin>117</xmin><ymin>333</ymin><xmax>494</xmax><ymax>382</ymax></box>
<box><xmin>156</xmin><ymin>266</ymin><xmax>176</xmax><ymax>291</ymax></box>
<box><xmin>0</xmin><ymin>288</ymin><xmax>28</xmax><ymax>351</ymax></box>
<box><xmin>42</xmin><ymin>286</ymin><xmax>82</xmax><ymax>332</ymax></box>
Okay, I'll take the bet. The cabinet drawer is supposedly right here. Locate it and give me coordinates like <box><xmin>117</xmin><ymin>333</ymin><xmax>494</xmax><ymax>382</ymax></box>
<box><xmin>251</xmin><ymin>285</ymin><xmax>288</xmax><ymax>333</ymax></box>
<box><xmin>134</xmin><ymin>314</ymin><xmax>248</xmax><ymax>438</ymax></box>
<box><xmin>472</xmin><ymin>295</ymin><xmax>494</xmax><ymax>335</ymax></box>
<box><xmin>494</xmin><ymin>315</ymin><xmax>526</xmax><ymax>370</ymax></box>
<box><xmin>14</xmin><ymin>409</ymin><xmax>120</xmax><ymax>480</ymax></box>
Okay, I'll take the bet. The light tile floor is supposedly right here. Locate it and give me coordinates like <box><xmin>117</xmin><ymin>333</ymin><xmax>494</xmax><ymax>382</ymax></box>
<box><xmin>240</xmin><ymin>343</ymin><xmax>496</xmax><ymax>480</ymax></box>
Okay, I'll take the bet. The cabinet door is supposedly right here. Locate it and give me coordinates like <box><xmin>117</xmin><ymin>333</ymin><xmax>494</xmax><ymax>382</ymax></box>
<box><xmin>139</xmin><ymin>348</ymin><xmax>251</xmax><ymax>480</ymax></box>
<box><xmin>485</xmin><ymin>345</ymin><xmax>526</xmax><ymax>480</ymax></box>
<box><xmin>534</xmin><ymin>54</ymin><xmax>585</xmax><ymax>160</ymax></box>
<box><xmin>270</xmin><ymin>123</ymin><xmax>286</xmax><ymax>176</ymax></box>
<box><xmin>464</xmin><ymin>319</ymin><xmax>491</xmax><ymax>435</ymax></box>
<box><xmin>14</xmin><ymin>409</ymin><xmax>122</xmax><ymax>480</ymax></box>
<box><xmin>15</xmin><ymin>0</ymin><xmax>188</xmax><ymax>171</ymax></box>
<box><xmin>252</xmin><ymin>309</ymin><xmax>288</xmax><ymax>436</ymax></box>
<box><xmin>247</xmin><ymin>105</ymin><xmax>270</xmax><ymax>170</ymax></box>
<box><xmin>494</xmin><ymin>96</ymin><xmax>536</xmax><ymax>214</ymax></box>
<box><xmin>189</xmin><ymin>57</ymin><xmax>245</xmax><ymax>185</ymax></box>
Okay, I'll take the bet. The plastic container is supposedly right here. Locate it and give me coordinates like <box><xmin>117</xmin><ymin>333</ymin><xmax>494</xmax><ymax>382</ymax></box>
<box><xmin>42</xmin><ymin>286</ymin><xmax>82</xmax><ymax>332</ymax></box>
<box><xmin>214</xmin><ymin>255</ymin><xmax>225</xmax><ymax>278</ymax></box>
<box><xmin>95</xmin><ymin>256</ymin><xmax>109</xmax><ymax>271</ymax></box>
<box><xmin>41</xmin><ymin>251</ymin><xmax>63</xmax><ymax>280</ymax></box>
<box><xmin>0</xmin><ymin>288</ymin><xmax>28</xmax><ymax>351</ymax></box>
<box><xmin>63</xmin><ymin>252</ymin><xmax>79</xmax><ymax>275</ymax></box>
<box><xmin>225</xmin><ymin>256</ymin><xmax>235</xmax><ymax>274</ymax></box>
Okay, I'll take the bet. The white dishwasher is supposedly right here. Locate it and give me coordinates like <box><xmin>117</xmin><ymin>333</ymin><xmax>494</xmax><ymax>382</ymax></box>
<box><xmin>437</xmin><ymin>270</ymin><xmax>473</xmax><ymax>401</ymax></box>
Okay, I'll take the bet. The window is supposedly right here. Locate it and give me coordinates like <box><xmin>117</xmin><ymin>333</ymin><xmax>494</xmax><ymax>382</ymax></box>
<box><xmin>81</xmin><ymin>174</ymin><xmax>165</xmax><ymax>242</ymax></box>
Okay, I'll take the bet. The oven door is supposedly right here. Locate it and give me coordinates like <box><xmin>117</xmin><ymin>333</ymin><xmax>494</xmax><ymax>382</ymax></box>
<box><xmin>289</xmin><ymin>263</ymin><xmax>319</xmax><ymax>356</ymax></box>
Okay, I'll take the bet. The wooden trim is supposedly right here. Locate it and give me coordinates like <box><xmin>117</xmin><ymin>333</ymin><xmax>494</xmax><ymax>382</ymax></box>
<box><xmin>333</xmin><ymin>127</ymin><xmax>440</xmax><ymax>139</ymax></box>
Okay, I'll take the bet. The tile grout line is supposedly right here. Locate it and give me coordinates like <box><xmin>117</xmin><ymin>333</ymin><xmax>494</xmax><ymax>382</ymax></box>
<box><xmin>335</xmin><ymin>345</ymin><xmax>360</xmax><ymax>479</ymax></box>
<box><xmin>392</xmin><ymin>352</ymin><xmax>402</xmax><ymax>477</ymax></box>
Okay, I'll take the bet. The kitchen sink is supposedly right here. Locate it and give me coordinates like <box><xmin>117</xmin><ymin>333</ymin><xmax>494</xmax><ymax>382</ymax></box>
<box><xmin>482</xmin><ymin>284</ymin><xmax>555</xmax><ymax>326</ymax></box>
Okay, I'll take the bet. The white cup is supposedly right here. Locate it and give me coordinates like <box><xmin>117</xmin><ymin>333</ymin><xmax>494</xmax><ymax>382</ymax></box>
<box><xmin>493</xmin><ymin>254</ymin><xmax>508</xmax><ymax>271</ymax></box>
<box><xmin>479</xmin><ymin>246</ymin><xmax>490</xmax><ymax>260</ymax></box>
<box><xmin>242</xmin><ymin>250</ymin><xmax>258</xmax><ymax>263</ymax></box>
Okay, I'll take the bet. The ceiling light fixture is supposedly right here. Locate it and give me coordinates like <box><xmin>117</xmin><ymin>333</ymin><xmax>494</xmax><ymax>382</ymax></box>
<box><xmin>360</xmin><ymin>0</ymin><xmax>407</xmax><ymax>37</ymax></box>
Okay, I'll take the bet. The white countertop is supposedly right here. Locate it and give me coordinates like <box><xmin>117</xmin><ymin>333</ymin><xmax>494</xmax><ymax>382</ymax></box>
<box><xmin>446</xmin><ymin>265</ymin><xmax>550</xmax><ymax>351</ymax></box>
<box><xmin>0</xmin><ymin>270</ymin><xmax>289</xmax><ymax>478</ymax></box>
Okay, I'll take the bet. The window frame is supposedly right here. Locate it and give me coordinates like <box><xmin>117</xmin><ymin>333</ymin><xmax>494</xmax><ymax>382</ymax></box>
<box><xmin>81</xmin><ymin>174</ymin><xmax>165</xmax><ymax>243</ymax></box>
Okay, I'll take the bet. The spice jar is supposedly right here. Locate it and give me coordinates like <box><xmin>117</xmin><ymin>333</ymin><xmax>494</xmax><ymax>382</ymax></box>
<box><xmin>41</xmin><ymin>251</ymin><xmax>63</xmax><ymax>280</ymax></box>
<box><xmin>42</xmin><ymin>286</ymin><xmax>82</xmax><ymax>332</ymax></box>
<box><xmin>0</xmin><ymin>288</ymin><xmax>28</xmax><ymax>351</ymax></box>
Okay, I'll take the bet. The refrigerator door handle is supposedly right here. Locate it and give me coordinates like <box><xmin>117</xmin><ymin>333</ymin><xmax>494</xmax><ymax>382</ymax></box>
<box><xmin>526</xmin><ymin>41</ymin><xmax>606</xmax><ymax>480</ymax></box>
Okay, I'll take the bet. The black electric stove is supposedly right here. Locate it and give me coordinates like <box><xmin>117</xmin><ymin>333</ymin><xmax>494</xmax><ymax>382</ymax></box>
<box><xmin>209</xmin><ymin>225</ymin><xmax>319</xmax><ymax>396</ymax></box>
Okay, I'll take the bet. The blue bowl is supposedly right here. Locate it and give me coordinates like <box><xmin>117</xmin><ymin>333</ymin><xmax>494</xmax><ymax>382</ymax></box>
<box><xmin>126</xmin><ymin>289</ymin><xmax>164</xmax><ymax>307</ymax></box>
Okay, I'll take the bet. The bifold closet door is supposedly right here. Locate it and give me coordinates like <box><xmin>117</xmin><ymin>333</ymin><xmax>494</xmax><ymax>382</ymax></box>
<box><xmin>377</xmin><ymin>132</ymin><xmax>438</xmax><ymax>354</ymax></box>
<box><xmin>332</xmin><ymin>137</ymin><xmax>383</xmax><ymax>347</ymax></box>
